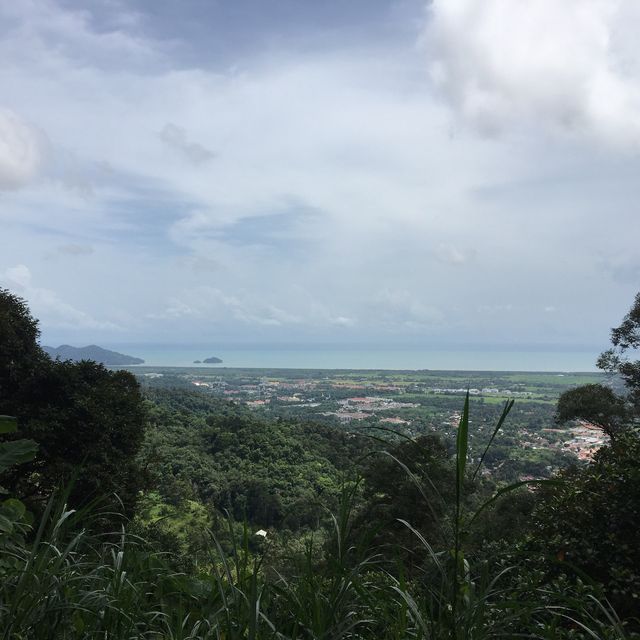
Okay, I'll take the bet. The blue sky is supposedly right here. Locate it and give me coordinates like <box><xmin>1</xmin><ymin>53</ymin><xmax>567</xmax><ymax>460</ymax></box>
<box><xmin>1</xmin><ymin>0</ymin><xmax>639</xmax><ymax>350</ymax></box>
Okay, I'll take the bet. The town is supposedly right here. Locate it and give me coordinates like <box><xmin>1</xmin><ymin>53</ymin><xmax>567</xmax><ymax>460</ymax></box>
<box><xmin>137</xmin><ymin>366</ymin><xmax>608</xmax><ymax>481</ymax></box>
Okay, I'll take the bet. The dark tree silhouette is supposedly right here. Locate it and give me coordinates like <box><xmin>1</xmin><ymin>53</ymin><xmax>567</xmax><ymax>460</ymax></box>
<box><xmin>556</xmin><ymin>292</ymin><xmax>640</xmax><ymax>440</ymax></box>
<box><xmin>0</xmin><ymin>289</ymin><xmax>146</xmax><ymax>517</ymax></box>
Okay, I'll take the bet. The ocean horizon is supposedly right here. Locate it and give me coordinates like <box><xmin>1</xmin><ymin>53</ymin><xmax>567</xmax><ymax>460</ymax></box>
<box><xmin>103</xmin><ymin>344</ymin><xmax>601</xmax><ymax>372</ymax></box>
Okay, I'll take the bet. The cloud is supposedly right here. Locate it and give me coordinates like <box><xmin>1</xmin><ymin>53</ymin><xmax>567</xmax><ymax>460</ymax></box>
<box><xmin>427</xmin><ymin>0</ymin><xmax>640</xmax><ymax>146</ymax></box>
<box><xmin>148</xmin><ymin>287</ymin><xmax>302</xmax><ymax>327</ymax></box>
<box><xmin>478</xmin><ymin>304</ymin><xmax>514</xmax><ymax>315</ymax></box>
<box><xmin>159</xmin><ymin>123</ymin><xmax>215</xmax><ymax>165</ymax></box>
<box><xmin>331</xmin><ymin>316</ymin><xmax>357</xmax><ymax>328</ymax></box>
<box><xmin>600</xmin><ymin>255</ymin><xmax>640</xmax><ymax>284</ymax></box>
<box><xmin>434</xmin><ymin>243</ymin><xmax>469</xmax><ymax>265</ymax></box>
<box><xmin>57</xmin><ymin>243</ymin><xmax>94</xmax><ymax>256</ymax></box>
<box><xmin>0</xmin><ymin>108</ymin><xmax>43</xmax><ymax>189</ymax></box>
<box><xmin>0</xmin><ymin>0</ymin><xmax>638</xmax><ymax>346</ymax></box>
<box><xmin>371</xmin><ymin>288</ymin><xmax>444</xmax><ymax>329</ymax></box>
<box><xmin>0</xmin><ymin>0</ymin><xmax>157</xmax><ymax>71</ymax></box>
<box><xmin>1</xmin><ymin>264</ymin><xmax>119</xmax><ymax>330</ymax></box>
<box><xmin>182</xmin><ymin>255</ymin><xmax>220</xmax><ymax>273</ymax></box>
<box><xmin>3</xmin><ymin>264</ymin><xmax>31</xmax><ymax>288</ymax></box>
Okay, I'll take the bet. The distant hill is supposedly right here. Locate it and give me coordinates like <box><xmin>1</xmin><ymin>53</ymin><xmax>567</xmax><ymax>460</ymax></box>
<box><xmin>203</xmin><ymin>356</ymin><xmax>223</xmax><ymax>364</ymax></box>
<box><xmin>43</xmin><ymin>344</ymin><xmax>145</xmax><ymax>365</ymax></box>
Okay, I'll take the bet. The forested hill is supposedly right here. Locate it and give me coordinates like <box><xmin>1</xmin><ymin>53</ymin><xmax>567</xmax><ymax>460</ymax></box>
<box><xmin>43</xmin><ymin>344</ymin><xmax>144</xmax><ymax>365</ymax></box>
<box><xmin>142</xmin><ymin>389</ymin><xmax>371</xmax><ymax>528</ymax></box>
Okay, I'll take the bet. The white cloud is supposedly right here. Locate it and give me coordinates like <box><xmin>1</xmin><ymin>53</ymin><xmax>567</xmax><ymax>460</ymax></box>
<box><xmin>434</xmin><ymin>243</ymin><xmax>469</xmax><ymax>265</ymax></box>
<box><xmin>0</xmin><ymin>0</ymin><xmax>637</xmax><ymax>346</ymax></box>
<box><xmin>1</xmin><ymin>264</ymin><xmax>120</xmax><ymax>331</ymax></box>
<box><xmin>148</xmin><ymin>287</ymin><xmax>302</xmax><ymax>327</ymax></box>
<box><xmin>3</xmin><ymin>264</ymin><xmax>32</xmax><ymax>288</ymax></box>
<box><xmin>371</xmin><ymin>288</ymin><xmax>445</xmax><ymax>329</ymax></box>
<box><xmin>0</xmin><ymin>109</ymin><xmax>43</xmax><ymax>189</ymax></box>
<box><xmin>159</xmin><ymin>123</ymin><xmax>215</xmax><ymax>165</ymax></box>
<box><xmin>427</xmin><ymin>0</ymin><xmax>640</xmax><ymax>146</ymax></box>
<box><xmin>56</xmin><ymin>243</ymin><xmax>94</xmax><ymax>256</ymax></box>
<box><xmin>478</xmin><ymin>304</ymin><xmax>514</xmax><ymax>315</ymax></box>
<box><xmin>0</xmin><ymin>0</ymin><xmax>157</xmax><ymax>70</ymax></box>
<box><xmin>331</xmin><ymin>316</ymin><xmax>357</xmax><ymax>327</ymax></box>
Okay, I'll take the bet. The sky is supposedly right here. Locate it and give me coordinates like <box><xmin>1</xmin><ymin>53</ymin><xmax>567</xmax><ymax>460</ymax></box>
<box><xmin>1</xmin><ymin>0</ymin><xmax>639</xmax><ymax>351</ymax></box>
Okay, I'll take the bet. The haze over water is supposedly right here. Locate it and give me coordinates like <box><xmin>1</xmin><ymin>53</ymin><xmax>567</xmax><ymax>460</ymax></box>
<box><xmin>108</xmin><ymin>344</ymin><xmax>600</xmax><ymax>372</ymax></box>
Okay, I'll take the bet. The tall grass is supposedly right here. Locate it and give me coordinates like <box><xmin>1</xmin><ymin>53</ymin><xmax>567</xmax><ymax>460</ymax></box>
<box><xmin>386</xmin><ymin>392</ymin><xmax>631</xmax><ymax>640</ymax></box>
<box><xmin>1</xmin><ymin>396</ymin><xmax>633</xmax><ymax>639</ymax></box>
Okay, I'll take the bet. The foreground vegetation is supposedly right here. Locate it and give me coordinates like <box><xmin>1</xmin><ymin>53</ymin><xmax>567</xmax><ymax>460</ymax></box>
<box><xmin>1</xmin><ymin>288</ymin><xmax>639</xmax><ymax>638</ymax></box>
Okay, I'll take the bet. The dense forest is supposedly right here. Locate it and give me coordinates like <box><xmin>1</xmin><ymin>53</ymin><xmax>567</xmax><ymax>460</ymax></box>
<box><xmin>1</xmin><ymin>287</ymin><xmax>639</xmax><ymax>638</ymax></box>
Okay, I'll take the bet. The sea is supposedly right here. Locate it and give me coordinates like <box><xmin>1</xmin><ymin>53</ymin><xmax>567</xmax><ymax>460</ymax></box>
<box><xmin>104</xmin><ymin>344</ymin><xmax>601</xmax><ymax>372</ymax></box>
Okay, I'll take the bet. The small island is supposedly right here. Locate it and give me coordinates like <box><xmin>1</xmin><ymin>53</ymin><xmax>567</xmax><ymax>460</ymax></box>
<box><xmin>203</xmin><ymin>356</ymin><xmax>223</xmax><ymax>364</ymax></box>
<box><xmin>193</xmin><ymin>360</ymin><xmax>202</xmax><ymax>364</ymax></box>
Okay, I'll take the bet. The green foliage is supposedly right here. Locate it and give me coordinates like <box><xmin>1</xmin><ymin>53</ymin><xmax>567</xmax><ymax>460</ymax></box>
<box><xmin>0</xmin><ymin>289</ymin><xmax>46</xmax><ymax>406</ymax></box>
<box><xmin>597</xmin><ymin>291</ymin><xmax>640</xmax><ymax>403</ymax></box>
<box><xmin>355</xmin><ymin>433</ymin><xmax>455</xmax><ymax>559</ymax></box>
<box><xmin>544</xmin><ymin>292</ymin><xmax>640</xmax><ymax>621</ymax></box>
<box><xmin>531</xmin><ymin>431</ymin><xmax>640</xmax><ymax>621</ymax></box>
<box><xmin>3</xmin><ymin>360</ymin><xmax>146</xmax><ymax>516</ymax></box>
<box><xmin>1</xmin><ymin>290</ymin><xmax>638</xmax><ymax>637</ymax></box>
<box><xmin>0</xmin><ymin>416</ymin><xmax>37</xmax><ymax>476</ymax></box>
<box><xmin>140</xmin><ymin>390</ymin><xmax>369</xmax><ymax>532</ymax></box>
<box><xmin>134</xmin><ymin>490</ymin><xmax>213</xmax><ymax>571</ymax></box>
<box><xmin>556</xmin><ymin>383</ymin><xmax>629</xmax><ymax>440</ymax></box>
<box><xmin>0</xmin><ymin>291</ymin><xmax>147</xmax><ymax>518</ymax></box>
<box><xmin>0</xmin><ymin>415</ymin><xmax>37</xmax><ymax>578</ymax></box>
<box><xmin>379</xmin><ymin>394</ymin><xmax>630</xmax><ymax>639</ymax></box>
<box><xmin>1</xmin><ymin>395</ymin><xmax>636</xmax><ymax>638</ymax></box>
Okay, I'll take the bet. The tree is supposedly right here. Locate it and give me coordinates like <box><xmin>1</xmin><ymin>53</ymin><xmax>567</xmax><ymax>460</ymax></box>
<box><xmin>0</xmin><ymin>415</ymin><xmax>38</xmax><ymax>577</ymax></box>
<box><xmin>555</xmin><ymin>292</ymin><xmax>640</xmax><ymax>439</ymax></box>
<box><xmin>8</xmin><ymin>360</ymin><xmax>146</xmax><ymax>514</ymax></box>
<box><xmin>354</xmin><ymin>434</ymin><xmax>456</xmax><ymax>566</ymax></box>
<box><xmin>534</xmin><ymin>292</ymin><xmax>640</xmax><ymax>621</ymax></box>
<box><xmin>0</xmin><ymin>289</ymin><xmax>146</xmax><ymax>517</ymax></box>
<box><xmin>532</xmin><ymin>431</ymin><xmax>640</xmax><ymax>620</ymax></box>
<box><xmin>0</xmin><ymin>288</ymin><xmax>47</xmax><ymax>413</ymax></box>
<box><xmin>597</xmin><ymin>291</ymin><xmax>640</xmax><ymax>408</ymax></box>
<box><xmin>555</xmin><ymin>383</ymin><xmax>628</xmax><ymax>441</ymax></box>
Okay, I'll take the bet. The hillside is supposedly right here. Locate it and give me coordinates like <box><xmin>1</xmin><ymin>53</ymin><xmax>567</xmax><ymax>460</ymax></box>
<box><xmin>43</xmin><ymin>344</ymin><xmax>145</xmax><ymax>365</ymax></box>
